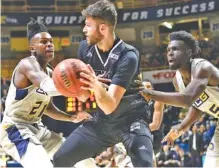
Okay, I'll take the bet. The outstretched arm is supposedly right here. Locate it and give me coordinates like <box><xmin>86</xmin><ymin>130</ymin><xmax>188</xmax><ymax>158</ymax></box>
<box><xmin>177</xmin><ymin>106</ymin><xmax>202</xmax><ymax>132</ymax></box>
<box><xmin>162</xmin><ymin>106</ymin><xmax>202</xmax><ymax>145</ymax></box>
<box><xmin>44</xmin><ymin>100</ymin><xmax>91</xmax><ymax>123</ymax></box>
<box><xmin>18</xmin><ymin>57</ymin><xmax>60</xmax><ymax>96</ymax></box>
<box><xmin>141</xmin><ymin>62</ymin><xmax>213</xmax><ymax>107</ymax></box>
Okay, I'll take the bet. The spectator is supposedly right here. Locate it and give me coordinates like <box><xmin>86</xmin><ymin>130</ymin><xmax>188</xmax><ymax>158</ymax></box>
<box><xmin>157</xmin><ymin>145</ymin><xmax>171</xmax><ymax>167</ymax></box>
<box><xmin>1</xmin><ymin>78</ymin><xmax>9</xmax><ymax>94</ymax></box>
<box><xmin>189</xmin><ymin>124</ymin><xmax>203</xmax><ymax>167</ymax></box>
<box><xmin>1</xmin><ymin>89</ymin><xmax>7</xmax><ymax>111</ymax></box>
<box><xmin>179</xmin><ymin>148</ymin><xmax>192</xmax><ymax>167</ymax></box>
<box><xmin>0</xmin><ymin>103</ymin><xmax>3</xmax><ymax>122</ymax></box>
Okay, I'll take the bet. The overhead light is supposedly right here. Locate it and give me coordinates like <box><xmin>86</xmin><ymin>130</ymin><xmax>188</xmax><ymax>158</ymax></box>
<box><xmin>116</xmin><ymin>1</ymin><xmax>123</xmax><ymax>9</ymax></box>
<box><xmin>162</xmin><ymin>22</ymin><xmax>173</xmax><ymax>29</ymax></box>
<box><xmin>204</xmin><ymin>38</ymin><xmax>209</xmax><ymax>41</ymax></box>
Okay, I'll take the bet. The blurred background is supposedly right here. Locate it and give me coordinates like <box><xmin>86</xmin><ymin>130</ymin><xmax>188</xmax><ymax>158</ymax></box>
<box><xmin>1</xmin><ymin>0</ymin><xmax>219</xmax><ymax>167</ymax></box>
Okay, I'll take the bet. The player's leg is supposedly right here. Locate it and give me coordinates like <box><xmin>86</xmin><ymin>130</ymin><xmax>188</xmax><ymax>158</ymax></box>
<box><xmin>20</xmin><ymin>143</ymin><xmax>53</xmax><ymax>168</ymax></box>
<box><xmin>0</xmin><ymin>124</ymin><xmax>53</xmax><ymax>168</ymax></box>
<box><xmin>53</xmin><ymin>122</ymin><xmax>114</xmax><ymax>167</ymax></box>
<box><xmin>203</xmin><ymin>121</ymin><xmax>219</xmax><ymax>168</ymax></box>
<box><xmin>152</xmin><ymin>151</ymin><xmax>157</xmax><ymax>167</ymax></box>
<box><xmin>152</xmin><ymin>130</ymin><xmax>163</xmax><ymax>167</ymax></box>
<box><xmin>38</xmin><ymin>123</ymin><xmax>97</xmax><ymax>168</ymax></box>
<box><xmin>74</xmin><ymin>158</ymin><xmax>96</xmax><ymax>168</ymax></box>
<box><xmin>37</xmin><ymin>123</ymin><xmax>65</xmax><ymax>159</ymax></box>
<box><xmin>122</xmin><ymin>119</ymin><xmax>153</xmax><ymax>167</ymax></box>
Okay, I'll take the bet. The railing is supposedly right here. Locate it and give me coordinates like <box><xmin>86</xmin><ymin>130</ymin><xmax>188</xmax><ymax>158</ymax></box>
<box><xmin>2</xmin><ymin>0</ymin><xmax>27</xmax><ymax>12</ymax></box>
<box><xmin>2</xmin><ymin>0</ymin><xmax>193</xmax><ymax>13</ymax></box>
<box><xmin>54</xmin><ymin>0</ymin><xmax>87</xmax><ymax>12</ymax></box>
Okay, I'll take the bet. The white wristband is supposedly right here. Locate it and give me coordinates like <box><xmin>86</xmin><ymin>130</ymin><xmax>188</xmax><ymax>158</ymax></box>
<box><xmin>40</xmin><ymin>77</ymin><xmax>61</xmax><ymax>97</ymax></box>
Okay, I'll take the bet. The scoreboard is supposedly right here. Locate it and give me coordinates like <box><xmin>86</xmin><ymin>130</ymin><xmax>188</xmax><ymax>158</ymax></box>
<box><xmin>66</xmin><ymin>91</ymin><xmax>97</xmax><ymax>113</ymax></box>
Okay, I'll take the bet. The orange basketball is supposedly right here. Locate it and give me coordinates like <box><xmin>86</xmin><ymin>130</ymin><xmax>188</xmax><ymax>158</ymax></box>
<box><xmin>52</xmin><ymin>59</ymin><xmax>91</xmax><ymax>101</ymax></box>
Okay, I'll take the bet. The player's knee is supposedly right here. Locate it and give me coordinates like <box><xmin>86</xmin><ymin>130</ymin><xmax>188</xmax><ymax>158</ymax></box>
<box><xmin>128</xmin><ymin>138</ymin><xmax>153</xmax><ymax>166</ymax></box>
<box><xmin>53</xmin><ymin>151</ymin><xmax>75</xmax><ymax>167</ymax></box>
<box><xmin>53</xmin><ymin>152</ymin><xmax>64</xmax><ymax>166</ymax></box>
<box><xmin>129</xmin><ymin>149</ymin><xmax>153</xmax><ymax>167</ymax></box>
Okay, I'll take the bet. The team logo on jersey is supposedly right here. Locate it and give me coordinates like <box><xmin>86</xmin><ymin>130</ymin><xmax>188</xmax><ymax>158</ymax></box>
<box><xmin>94</xmin><ymin>70</ymin><xmax>112</xmax><ymax>79</ymax></box>
<box><xmin>60</xmin><ymin>63</ymin><xmax>72</xmax><ymax>88</ymax></box>
<box><xmin>86</xmin><ymin>51</ymin><xmax>92</xmax><ymax>58</ymax></box>
<box><xmin>36</xmin><ymin>88</ymin><xmax>47</xmax><ymax>95</ymax></box>
<box><xmin>130</xmin><ymin>122</ymin><xmax>141</xmax><ymax>132</ymax></box>
<box><xmin>194</xmin><ymin>92</ymin><xmax>209</xmax><ymax>107</ymax></box>
<box><xmin>208</xmin><ymin>142</ymin><xmax>214</xmax><ymax>151</ymax></box>
<box><xmin>209</xmin><ymin>104</ymin><xmax>219</xmax><ymax>116</ymax></box>
<box><xmin>109</xmin><ymin>53</ymin><xmax>119</xmax><ymax>60</ymax></box>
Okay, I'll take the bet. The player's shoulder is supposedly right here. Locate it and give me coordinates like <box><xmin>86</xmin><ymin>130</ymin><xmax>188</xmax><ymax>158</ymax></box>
<box><xmin>121</xmin><ymin>43</ymin><xmax>139</xmax><ymax>60</ymax></box>
<box><xmin>123</xmin><ymin>42</ymin><xmax>136</xmax><ymax>51</ymax></box>
<box><xmin>192</xmin><ymin>58</ymin><xmax>214</xmax><ymax>71</ymax></box>
<box><xmin>191</xmin><ymin>58</ymin><xmax>218</xmax><ymax>79</ymax></box>
<box><xmin>18</xmin><ymin>56</ymin><xmax>38</xmax><ymax>69</ymax></box>
<box><xmin>122</xmin><ymin>42</ymin><xmax>139</xmax><ymax>58</ymax></box>
<box><xmin>79</xmin><ymin>40</ymin><xmax>88</xmax><ymax>47</ymax></box>
<box><xmin>46</xmin><ymin>67</ymin><xmax>53</xmax><ymax>77</ymax></box>
<box><xmin>78</xmin><ymin>40</ymin><xmax>94</xmax><ymax>56</ymax></box>
<box><xmin>20</xmin><ymin>56</ymin><xmax>37</xmax><ymax>64</ymax></box>
<box><xmin>79</xmin><ymin>40</ymin><xmax>93</xmax><ymax>50</ymax></box>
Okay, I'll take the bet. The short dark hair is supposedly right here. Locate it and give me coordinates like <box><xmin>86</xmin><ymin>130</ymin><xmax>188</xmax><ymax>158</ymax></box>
<box><xmin>81</xmin><ymin>0</ymin><xmax>117</xmax><ymax>28</ymax></box>
<box><xmin>169</xmin><ymin>31</ymin><xmax>201</xmax><ymax>58</ymax></box>
<box><xmin>143</xmin><ymin>79</ymin><xmax>154</xmax><ymax>88</ymax></box>
<box><xmin>27</xmin><ymin>18</ymin><xmax>48</xmax><ymax>41</ymax></box>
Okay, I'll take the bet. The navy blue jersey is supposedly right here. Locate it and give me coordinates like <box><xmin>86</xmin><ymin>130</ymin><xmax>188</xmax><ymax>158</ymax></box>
<box><xmin>147</xmin><ymin>100</ymin><xmax>164</xmax><ymax>132</ymax></box>
<box><xmin>147</xmin><ymin>100</ymin><xmax>164</xmax><ymax>153</ymax></box>
<box><xmin>147</xmin><ymin>100</ymin><xmax>155</xmax><ymax>124</ymax></box>
<box><xmin>78</xmin><ymin>38</ymin><xmax>148</xmax><ymax>121</ymax></box>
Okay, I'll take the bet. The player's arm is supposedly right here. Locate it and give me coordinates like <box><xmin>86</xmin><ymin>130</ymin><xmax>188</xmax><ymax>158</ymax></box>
<box><xmin>18</xmin><ymin>58</ymin><xmax>60</xmax><ymax>96</ymax></box>
<box><xmin>177</xmin><ymin>106</ymin><xmax>202</xmax><ymax>133</ymax></box>
<box><xmin>149</xmin><ymin>101</ymin><xmax>164</xmax><ymax>131</ymax></box>
<box><xmin>44</xmin><ymin>100</ymin><xmax>91</xmax><ymax>123</ymax></box>
<box><xmin>96</xmin><ymin>146</ymin><xmax>114</xmax><ymax>162</ymax></box>
<box><xmin>172</xmin><ymin>76</ymin><xmax>179</xmax><ymax>92</ymax></box>
<box><xmin>140</xmin><ymin>62</ymin><xmax>213</xmax><ymax>107</ymax></box>
<box><xmin>162</xmin><ymin>106</ymin><xmax>202</xmax><ymax>145</ymax></box>
<box><xmin>80</xmin><ymin>51</ymin><xmax>138</xmax><ymax>115</ymax></box>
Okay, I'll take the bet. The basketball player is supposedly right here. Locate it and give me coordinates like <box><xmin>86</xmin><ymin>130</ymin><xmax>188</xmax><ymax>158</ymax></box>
<box><xmin>135</xmin><ymin>79</ymin><xmax>164</xmax><ymax>166</ymax></box>
<box><xmin>142</xmin><ymin>79</ymin><xmax>164</xmax><ymax>133</ymax></box>
<box><xmin>53</xmin><ymin>0</ymin><xmax>153</xmax><ymax>167</ymax></box>
<box><xmin>140</xmin><ymin>31</ymin><xmax>219</xmax><ymax>167</ymax></box>
<box><xmin>0</xmin><ymin>18</ymin><xmax>91</xmax><ymax>168</ymax></box>
<box><xmin>142</xmin><ymin>79</ymin><xmax>164</xmax><ymax>167</ymax></box>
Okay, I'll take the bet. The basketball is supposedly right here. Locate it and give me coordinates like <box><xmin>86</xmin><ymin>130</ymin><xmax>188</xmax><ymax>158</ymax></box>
<box><xmin>52</xmin><ymin>59</ymin><xmax>91</xmax><ymax>101</ymax></box>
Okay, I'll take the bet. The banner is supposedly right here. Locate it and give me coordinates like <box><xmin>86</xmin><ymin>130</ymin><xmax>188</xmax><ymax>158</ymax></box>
<box><xmin>142</xmin><ymin>69</ymin><xmax>176</xmax><ymax>84</ymax></box>
<box><xmin>119</xmin><ymin>0</ymin><xmax>218</xmax><ymax>23</ymax></box>
<box><xmin>1</xmin><ymin>0</ymin><xmax>218</xmax><ymax>26</ymax></box>
<box><xmin>141</xmin><ymin>27</ymin><xmax>155</xmax><ymax>41</ymax></box>
<box><xmin>210</xmin><ymin>18</ymin><xmax>219</xmax><ymax>32</ymax></box>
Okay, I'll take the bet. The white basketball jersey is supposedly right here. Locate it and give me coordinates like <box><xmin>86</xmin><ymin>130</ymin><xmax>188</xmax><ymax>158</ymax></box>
<box><xmin>175</xmin><ymin>59</ymin><xmax>219</xmax><ymax>119</ymax></box>
<box><xmin>3</xmin><ymin>57</ymin><xmax>51</xmax><ymax>124</ymax></box>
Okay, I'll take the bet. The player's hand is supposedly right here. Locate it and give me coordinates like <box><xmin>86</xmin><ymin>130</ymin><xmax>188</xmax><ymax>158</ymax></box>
<box><xmin>134</xmin><ymin>80</ymin><xmax>152</xmax><ymax>101</ymax></box>
<box><xmin>134</xmin><ymin>80</ymin><xmax>145</xmax><ymax>90</ymax></box>
<box><xmin>140</xmin><ymin>88</ymin><xmax>152</xmax><ymax>101</ymax></box>
<box><xmin>97</xmin><ymin>72</ymin><xmax>111</xmax><ymax>83</ymax></box>
<box><xmin>80</xmin><ymin>64</ymin><xmax>106</xmax><ymax>92</ymax></box>
<box><xmin>161</xmin><ymin>124</ymin><xmax>184</xmax><ymax>146</ymax></box>
<box><xmin>97</xmin><ymin>72</ymin><xmax>111</xmax><ymax>90</ymax></box>
<box><xmin>70</xmin><ymin>111</ymin><xmax>92</xmax><ymax>123</ymax></box>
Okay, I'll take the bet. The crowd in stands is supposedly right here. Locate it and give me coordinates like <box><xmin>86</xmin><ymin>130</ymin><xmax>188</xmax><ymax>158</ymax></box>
<box><xmin>140</xmin><ymin>38</ymin><xmax>219</xmax><ymax>70</ymax></box>
<box><xmin>156</xmin><ymin>112</ymin><xmax>217</xmax><ymax>167</ymax></box>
